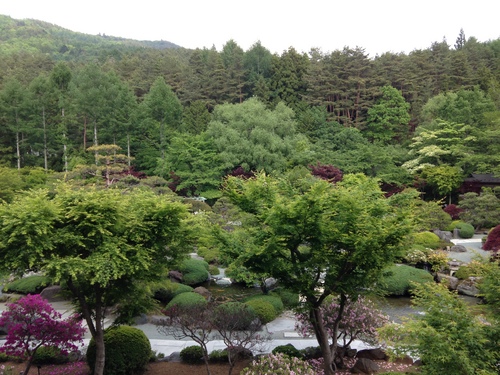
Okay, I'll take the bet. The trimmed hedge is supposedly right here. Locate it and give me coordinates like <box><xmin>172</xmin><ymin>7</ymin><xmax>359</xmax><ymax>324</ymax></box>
<box><xmin>152</xmin><ymin>281</ymin><xmax>193</xmax><ymax>304</ymax></box>
<box><xmin>214</xmin><ymin>302</ymin><xmax>258</xmax><ymax>330</ymax></box>
<box><xmin>244</xmin><ymin>299</ymin><xmax>276</xmax><ymax>324</ymax></box>
<box><xmin>165</xmin><ymin>292</ymin><xmax>207</xmax><ymax>310</ymax></box>
<box><xmin>179</xmin><ymin>259</ymin><xmax>210</xmax><ymax>285</ymax></box>
<box><xmin>412</xmin><ymin>232</ymin><xmax>441</xmax><ymax>249</ymax></box>
<box><xmin>456</xmin><ymin>222</ymin><xmax>475</xmax><ymax>239</ymax></box>
<box><xmin>87</xmin><ymin>326</ymin><xmax>151</xmax><ymax>375</ymax></box>
<box><xmin>245</xmin><ymin>294</ymin><xmax>284</xmax><ymax>315</ymax></box>
<box><xmin>272</xmin><ymin>344</ymin><xmax>303</xmax><ymax>359</ymax></box>
<box><xmin>33</xmin><ymin>346</ymin><xmax>69</xmax><ymax>365</ymax></box>
<box><xmin>273</xmin><ymin>289</ymin><xmax>300</xmax><ymax>309</ymax></box>
<box><xmin>180</xmin><ymin>345</ymin><xmax>203</xmax><ymax>364</ymax></box>
<box><xmin>4</xmin><ymin>275</ymin><xmax>50</xmax><ymax>294</ymax></box>
<box><xmin>379</xmin><ymin>265</ymin><xmax>434</xmax><ymax>296</ymax></box>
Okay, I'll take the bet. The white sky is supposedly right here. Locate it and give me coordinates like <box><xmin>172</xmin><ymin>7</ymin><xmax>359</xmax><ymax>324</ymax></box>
<box><xmin>1</xmin><ymin>0</ymin><xmax>499</xmax><ymax>57</ymax></box>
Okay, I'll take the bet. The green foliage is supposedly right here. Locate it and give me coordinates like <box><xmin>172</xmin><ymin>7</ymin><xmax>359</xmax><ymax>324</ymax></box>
<box><xmin>32</xmin><ymin>346</ymin><xmax>69</xmax><ymax>366</ymax></box>
<box><xmin>209</xmin><ymin>349</ymin><xmax>229</xmax><ymax>363</ymax></box>
<box><xmin>380</xmin><ymin>282</ymin><xmax>500</xmax><ymax>375</ymax></box>
<box><xmin>445</xmin><ymin>219</ymin><xmax>464</xmax><ymax>232</ymax></box>
<box><xmin>4</xmin><ymin>275</ymin><xmax>50</xmax><ymax>294</ymax></box>
<box><xmin>456</xmin><ymin>222</ymin><xmax>475</xmax><ymax>238</ymax></box>
<box><xmin>412</xmin><ymin>200</ymin><xmax>452</xmax><ymax>231</ymax></box>
<box><xmin>165</xmin><ymin>292</ymin><xmax>207</xmax><ymax>310</ymax></box>
<box><xmin>241</xmin><ymin>353</ymin><xmax>316</xmax><ymax>375</ymax></box>
<box><xmin>179</xmin><ymin>345</ymin><xmax>203</xmax><ymax>364</ymax></box>
<box><xmin>179</xmin><ymin>258</ymin><xmax>210</xmax><ymax>285</ymax></box>
<box><xmin>458</xmin><ymin>188</ymin><xmax>500</xmax><ymax>230</ymax></box>
<box><xmin>272</xmin><ymin>344</ymin><xmax>303</xmax><ymax>359</ymax></box>
<box><xmin>273</xmin><ymin>288</ymin><xmax>300</xmax><ymax>309</ymax></box>
<box><xmin>208</xmin><ymin>265</ymin><xmax>220</xmax><ymax>276</ymax></box>
<box><xmin>214</xmin><ymin>302</ymin><xmax>259</xmax><ymax>330</ymax></box>
<box><xmin>379</xmin><ymin>265</ymin><xmax>434</xmax><ymax>296</ymax></box>
<box><xmin>245</xmin><ymin>294</ymin><xmax>284</xmax><ymax>315</ymax></box>
<box><xmin>244</xmin><ymin>299</ymin><xmax>277</xmax><ymax>324</ymax></box>
<box><xmin>86</xmin><ymin>326</ymin><xmax>151</xmax><ymax>375</ymax></box>
<box><xmin>412</xmin><ymin>231</ymin><xmax>441</xmax><ymax>249</ymax></box>
<box><xmin>152</xmin><ymin>280</ymin><xmax>193</xmax><ymax>304</ymax></box>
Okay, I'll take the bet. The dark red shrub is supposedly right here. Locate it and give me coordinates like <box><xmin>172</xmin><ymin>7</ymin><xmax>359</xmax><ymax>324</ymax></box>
<box><xmin>483</xmin><ymin>225</ymin><xmax>500</xmax><ymax>252</ymax></box>
<box><xmin>443</xmin><ymin>204</ymin><xmax>463</xmax><ymax>220</ymax></box>
<box><xmin>230</xmin><ymin>166</ymin><xmax>255</xmax><ymax>179</ymax></box>
<box><xmin>309</xmin><ymin>163</ymin><xmax>343</xmax><ymax>184</ymax></box>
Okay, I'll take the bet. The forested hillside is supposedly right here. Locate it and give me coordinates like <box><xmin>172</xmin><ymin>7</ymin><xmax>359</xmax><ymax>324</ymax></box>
<box><xmin>1</xmin><ymin>15</ymin><xmax>500</xmax><ymax>203</ymax></box>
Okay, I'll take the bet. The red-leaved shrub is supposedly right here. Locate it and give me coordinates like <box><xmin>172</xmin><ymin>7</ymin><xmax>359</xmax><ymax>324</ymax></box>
<box><xmin>483</xmin><ymin>225</ymin><xmax>500</xmax><ymax>251</ymax></box>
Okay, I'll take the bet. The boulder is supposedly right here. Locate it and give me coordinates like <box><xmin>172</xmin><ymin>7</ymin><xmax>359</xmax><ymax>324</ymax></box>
<box><xmin>168</xmin><ymin>270</ymin><xmax>183</xmax><ymax>283</ymax></box>
<box><xmin>450</xmin><ymin>245</ymin><xmax>467</xmax><ymax>252</ymax></box>
<box><xmin>215</xmin><ymin>278</ymin><xmax>232</xmax><ymax>286</ymax></box>
<box><xmin>166</xmin><ymin>351</ymin><xmax>181</xmax><ymax>362</ymax></box>
<box><xmin>436</xmin><ymin>273</ymin><xmax>459</xmax><ymax>290</ymax></box>
<box><xmin>393</xmin><ymin>355</ymin><xmax>414</xmax><ymax>365</ymax></box>
<box><xmin>434</xmin><ymin>230</ymin><xmax>453</xmax><ymax>242</ymax></box>
<box><xmin>457</xmin><ymin>277</ymin><xmax>480</xmax><ymax>297</ymax></box>
<box><xmin>40</xmin><ymin>285</ymin><xmax>65</xmax><ymax>302</ymax></box>
<box><xmin>350</xmin><ymin>358</ymin><xmax>380</xmax><ymax>374</ymax></box>
<box><xmin>356</xmin><ymin>348</ymin><xmax>388</xmax><ymax>361</ymax></box>
<box><xmin>264</xmin><ymin>277</ymin><xmax>278</xmax><ymax>291</ymax></box>
<box><xmin>194</xmin><ymin>286</ymin><xmax>212</xmax><ymax>301</ymax></box>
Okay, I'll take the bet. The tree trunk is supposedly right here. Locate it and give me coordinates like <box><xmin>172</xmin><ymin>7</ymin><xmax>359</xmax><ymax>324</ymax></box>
<box><xmin>16</xmin><ymin>131</ymin><xmax>21</xmax><ymax>170</ymax></box>
<box><xmin>42</xmin><ymin>106</ymin><xmax>48</xmax><ymax>171</ymax></box>
<box><xmin>310</xmin><ymin>306</ymin><xmax>335</xmax><ymax>375</ymax></box>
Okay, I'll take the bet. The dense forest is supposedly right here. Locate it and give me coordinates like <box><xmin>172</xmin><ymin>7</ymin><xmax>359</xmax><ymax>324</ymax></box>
<box><xmin>1</xmin><ymin>15</ymin><xmax>500</xmax><ymax>202</ymax></box>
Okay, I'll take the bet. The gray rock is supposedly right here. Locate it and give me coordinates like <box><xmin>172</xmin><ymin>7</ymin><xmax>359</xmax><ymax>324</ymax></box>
<box><xmin>357</xmin><ymin>348</ymin><xmax>388</xmax><ymax>360</ymax></box>
<box><xmin>436</xmin><ymin>273</ymin><xmax>459</xmax><ymax>290</ymax></box>
<box><xmin>450</xmin><ymin>245</ymin><xmax>468</xmax><ymax>252</ymax></box>
<box><xmin>434</xmin><ymin>230</ymin><xmax>453</xmax><ymax>242</ymax></box>
<box><xmin>40</xmin><ymin>285</ymin><xmax>65</xmax><ymax>302</ymax></box>
<box><xmin>168</xmin><ymin>270</ymin><xmax>183</xmax><ymax>283</ymax></box>
<box><xmin>194</xmin><ymin>286</ymin><xmax>212</xmax><ymax>301</ymax></box>
<box><xmin>264</xmin><ymin>277</ymin><xmax>278</xmax><ymax>290</ymax></box>
<box><xmin>167</xmin><ymin>351</ymin><xmax>181</xmax><ymax>362</ymax></box>
<box><xmin>457</xmin><ymin>277</ymin><xmax>480</xmax><ymax>297</ymax></box>
<box><xmin>393</xmin><ymin>355</ymin><xmax>414</xmax><ymax>365</ymax></box>
<box><xmin>350</xmin><ymin>358</ymin><xmax>380</xmax><ymax>374</ymax></box>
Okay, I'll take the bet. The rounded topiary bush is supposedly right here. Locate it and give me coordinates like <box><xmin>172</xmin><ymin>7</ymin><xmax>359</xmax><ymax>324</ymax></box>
<box><xmin>379</xmin><ymin>265</ymin><xmax>434</xmax><ymax>296</ymax></box>
<box><xmin>214</xmin><ymin>302</ymin><xmax>259</xmax><ymax>330</ymax></box>
<box><xmin>86</xmin><ymin>326</ymin><xmax>151</xmax><ymax>375</ymax></box>
<box><xmin>456</xmin><ymin>222</ymin><xmax>475</xmax><ymax>239</ymax></box>
<box><xmin>245</xmin><ymin>294</ymin><xmax>284</xmax><ymax>315</ymax></box>
<box><xmin>272</xmin><ymin>344</ymin><xmax>303</xmax><ymax>359</ymax></box>
<box><xmin>165</xmin><ymin>291</ymin><xmax>207</xmax><ymax>310</ymax></box>
<box><xmin>179</xmin><ymin>259</ymin><xmax>210</xmax><ymax>285</ymax></box>
<box><xmin>412</xmin><ymin>231</ymin><xmax>441</xmax><ymax>249</ymax></box>
<box><xmin>273</xmin><ymin>289</ymin><xmax>300</xmax><ymax>309</ymax></box>
<box><xmin>33</xmin><ymin>346</ymin><xmax>69</xmax><ymax>365</ymax></box>
<box><xmin>244</xmin><ymin>299</ymin><xmax>277</xmax><ymax>324</ymax></box>
<box><xmin>483</xmin><ymin>225</ymin><xmax>500</xmax><ymax>251</ymax></box>
<box><xmin>152</xmin><ymin>280</ymin><xmax>193</xmax><ymax>304</ymax></box>
<box><xmin>209</xmin><ymin>349</ymin><xmax>229</xmax><ymax>363</ymax></box>
<box><xmin>180</xmin><ymin>345</ymin><xmax>203</xmax><ymax>364</ymax></box>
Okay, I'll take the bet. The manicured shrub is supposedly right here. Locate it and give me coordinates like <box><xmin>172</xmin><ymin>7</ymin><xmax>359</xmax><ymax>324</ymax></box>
<box><xmin>273</xmin><ymin>288</ymin><xmax>300</xmax><ymax>309</ymax></box>
<box><xmin>379</xmin><ymin>265</ymin><xmax>434</xmax><ymax>296</ymax></box>
<box><xmin>456</xmin><ymin>222</ymin><xmax>475</xmax><ymax>239</ymax></box>
<box><xmin>165</xmin><ymin>292</ymin><xmax>207</xmax><ymax>310</ymax></box>
<box><xmin>445</xmin><ymin>220</ymin><xmax>463</xmax><ymax>232</ymax></box>
<box><xmin>208</xmin><ymin>265</ymin><xmax>220</xmax><ymax>276</ymax></box>
<box><xmin>245</xmin><ymin>294</ymin><xmax>284</xmax><ymax>315</ymax></box>
<box><xmin>214</xmin><ymin>302</ymin><xmax>258</xmax><ymax>330</ymax></box>
<box><xmin>180</xmin><ymin>345</ymin><xmax>203</xmax><ymax>364</ymax></box>
<box><xmin>244</xmin><ymin>299</ymin><xmax>276</xmax><ymax>324</ymax></box>
<box><xmin>209</xmin><ymin>349</ymin><xmax>229</xmax><ymax>363</ymax></box>
<box><xmin>179</xmin><ymin>259</ymin><xmax>210</xmax><ymax>285</ymax></box>
<box><xmin>483</xmin><ymin>225</ymin><xmax>500</xmax><ymax>251</ymax></box>
<box><xmin>4</xmin><ymin>275</ymin><xmax>50</xmax><ymax>294</ymax></box>
<box><xmin>86</xmin><ymin>326</ymin><xmax>151</xmax><ymax>375</ymax></box>
<box><xmin>152</xmin><ymin>281</ymin><xmax>193</xmax><ymax>304</ymax></box>
<box><xmin>272</xmin><ymin>344</ymin><xmax>303</xmax><ymax>359</ymax></box>
<box><xmin>33</xmin><ymin>345</ymin><xmax>69</xmax><ymax>365</ymax></box>
<box><xmin>412</xmin><ymin>231</ymin><xmax>441</xmax><ymax>249</ymax></box>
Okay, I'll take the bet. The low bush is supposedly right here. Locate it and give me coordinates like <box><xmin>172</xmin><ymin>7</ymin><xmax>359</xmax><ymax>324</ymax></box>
<box><xmin>86</xmin><ymin>326</ymin><xmax>151</xmax><ymax>375</ymax></box>
<box><xmin>152</xmin><ymin>281</ymin><xmax>193</xmax><ymax>304</ymax></box>
<box><xmin>483</xmin><ymin>225</ymin><xmax>500</xmax><ymax>251</ymax></box>
<box><xmin>245</xmin><ymin>294</ymin><xmax>284</xmax><ymax>315</ymax></box>
<box><xmin>214</xmin><ymin>302</ymin><xmax>258</xmax><ymax>330</ymax></box>
<box><xmin>208</xmin><ymin>265</ymin><xmax>220</xmax><ymax>276</ymax></box>
<box><xmin>33</xmin><ymin>346</ymin><xmax>69</xmax><ymax>365</ymax></box>
<box><xmin>273</xmin><ymin>288</ymin><xmax>300</xmax><ymax>309</ymax></box>
<box><xmin>165</xmin><ymin>292</ymin><xmax>207</xmax><ymax>310</ymax></box>
<box><xmin>412</xmin><ymin>232</ymin><xmax>441</xmax><ymax>249</ymax></box>
<box><xmin>244</xmin><ymin>299</ymin><xmax>276</xmax><ymax>324</ymax></box>
<box><xmin>379</xmin><ymin>265</ymin><xmax>434</xmax><ymax>296</ymax></box>
<box><xmin>179</xmin><ymin>259</ymin><xmax>210</xmax><ymax>285</ymax></box>
<box><xmin>272</xmin><ymin>344</ymin><xmax>303</xmax><ymax>359</ymax></box>
<box><xmin>456</xmin><ymin>222</ymin><xmax>475</xmax><ymax>239</ymax></box>
<box><xmin>209</xmin><ymin>349</ymin><xmax>229</xmax><ymax>363</ymax></box>
<box><xmin>241</xmin><ymin>353</ymin><xmax>316</xmax><ymax>375</ymax></box>
<box><xmin>445</xmin><ymin>220</ymin><xmax>463</xmax><ymax>232</ymax></box>
<box><xmin>180</xmin><ymin>345</ymin><xmax>203</xmax><ymax>364</ymax></box>
<box><xmin>4</xmin><ymin>275</ymin><xmax>50</xmax><ymax>294</ymax></box>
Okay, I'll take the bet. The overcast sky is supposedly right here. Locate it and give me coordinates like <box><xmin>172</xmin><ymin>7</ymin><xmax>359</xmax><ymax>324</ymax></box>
<box><xmin>1</xmin><ymin>0</ymin><xmax>499</xmax><ymax>57</ymax></box>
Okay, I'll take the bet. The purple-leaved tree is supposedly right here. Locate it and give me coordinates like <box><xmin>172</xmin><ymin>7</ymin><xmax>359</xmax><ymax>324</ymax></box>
<box><xmin>0</xmin><ymin>294</ymin><xmax>85</xmax><ymax>375</ymax></box>
<box><xmin>295</xmin><ymin>295</ymin><xmax>389</xmax><ymax>369</ymax></box>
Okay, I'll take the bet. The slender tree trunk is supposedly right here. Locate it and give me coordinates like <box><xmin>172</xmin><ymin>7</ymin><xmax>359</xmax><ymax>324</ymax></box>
<box><xmin>94</xmin><ymin>119</ymin><xmax>98</xmax><ymax>165</ymax></box>
<box><xmin>83</xmin><ymin>116</ymin><xmax>87</xmax><ymax>150</ymax></box>
<box><xmin>62</xmin><ymin>108</ymin><xmax>68</xmax><ymax>173</ymax></box>
<box><xmin>310</xmin><ymin>306</ymin><xmax>335</xmax><ymax>375</ymax></box>
<box><xmin>16</xmin><ymin>131</ymin><xmax>21</xmax><ymax>170</ymax></box>
<box><xmin>42</xmin><ymin>106</ymin><xmax>48</xmax><ymax>171</ymax></box>
<box><xmin>127</xmin><ymin>134</ymin><xmax>131</xmax><ymax>167</ymax></box>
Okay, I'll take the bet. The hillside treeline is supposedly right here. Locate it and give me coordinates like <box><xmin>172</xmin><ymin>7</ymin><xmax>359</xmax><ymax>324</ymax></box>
<box><xmin>1</xmin><ymin>16</ymin><xmax>499</xmax><ymax>202</ymax></box>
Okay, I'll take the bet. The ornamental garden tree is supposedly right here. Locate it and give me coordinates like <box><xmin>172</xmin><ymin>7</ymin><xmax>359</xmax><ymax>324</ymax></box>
<box><xmin>0</xmin><ymin>185</ymin><xmax>192</xmax><ymax>375</ymax></box>
<box><xmin>223</xmin><ymin>172</ymin><xmax>416</xmax><ymax>374</ymax></box>
<box><xmin>0</xmin><ymin>294</ymin><xmax>85</xmax><ymax>375</ymax></box>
